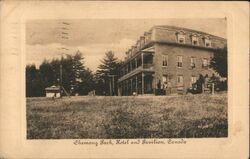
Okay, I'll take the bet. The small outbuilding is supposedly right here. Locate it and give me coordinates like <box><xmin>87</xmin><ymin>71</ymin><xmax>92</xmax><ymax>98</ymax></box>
<box><xmin>45</xmin><ymin>85</ymin><xmax>61</xmax><ymax>98</ymax></box>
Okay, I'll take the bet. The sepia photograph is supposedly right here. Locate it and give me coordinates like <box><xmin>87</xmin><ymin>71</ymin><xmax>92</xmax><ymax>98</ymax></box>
<box><xmin>0</xmin><ymin>1</ymin><xmax>249</xmax><ymax>159</ymax></box>
<box><xmin>26</xmin><ymin>18</ymin><xmax>228</xmax><ymax>139</ymax></box>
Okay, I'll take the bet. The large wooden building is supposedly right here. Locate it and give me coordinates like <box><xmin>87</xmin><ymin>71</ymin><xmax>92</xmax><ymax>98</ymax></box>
<box><xmin>117</xmin><ymin>25</ymin><xmax>227</xmax><ymax>96</ymax></box>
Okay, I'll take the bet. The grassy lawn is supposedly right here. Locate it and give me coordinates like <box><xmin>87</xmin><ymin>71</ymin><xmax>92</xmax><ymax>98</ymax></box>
<box><xmin>27</xmin><ymin>93</ymin><xmax>227</xmax><ymax>139</ymax></box>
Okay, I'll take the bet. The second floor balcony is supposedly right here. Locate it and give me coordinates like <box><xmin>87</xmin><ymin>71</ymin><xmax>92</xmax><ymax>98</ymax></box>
<box><xmin>119</xmin><ymin>51</ymin><xmax>154</xmax><ymax>80</ymax></box>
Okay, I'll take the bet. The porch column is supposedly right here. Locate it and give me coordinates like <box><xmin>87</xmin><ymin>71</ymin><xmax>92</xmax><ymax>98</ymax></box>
<box><xmin>130</xmin><ymin>61</ymin><xmax>132</xmax><ymax>71</ymax></box>
<box><xmin>135</xmin><ymin>76</ymin><xmax>138</xmax><ymax>94</ymax></box>
<box><xmin>118</xmin><ymin>82</ymin><xmax>120</xmax><ymax>96</ymax></box>
<box><xmin>126</xmin><ymin>80</ymin><xmax>128</xmax><ymax>96</ymax></box>
<box><xmin>141</xmin><ymin>53</ymin><xmax>144</xmax><ymax>68</ymax></box>
<box><xmin>153</xmin><ymin>74</ymin><xmax>156</xmax><ymax>95</ymax></box>
<box><xmin>130</xmin><ymin>78</ymin><xmax>133</xmax><ymax>95</ymax></box>
<box><xmin>124</xmin><ymin>80</ymin><xmax>126</xmax><ymax>96</ymax></box>
<box><xmin>142</xmin><ymin>73</ymin><xmax>144</xmax><ymax>95</ymax></box>
<box><xmin>135</xmin><ymin>57</ymin><xmax>137</xmax><ymax>68</ymax></box>
<box><xmin>123</xmin><ymin>81</ymin><xmax>125</xmax><ymax>95</ymax></box>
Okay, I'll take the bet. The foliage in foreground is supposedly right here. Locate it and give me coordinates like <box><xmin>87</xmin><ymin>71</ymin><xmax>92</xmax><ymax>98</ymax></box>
<box><xmin>27</xmin><ymin>94</ymin><xmax>227</xmax><ymax>139</ymax></box>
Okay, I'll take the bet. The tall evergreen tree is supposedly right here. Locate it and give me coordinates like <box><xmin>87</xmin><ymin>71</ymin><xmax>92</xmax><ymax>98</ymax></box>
<box><xmin>26</xmin><ymin>64</ymin><xmax>36</xmax><ymax>97</ymax></box>
<box><xmin>71</xmin><ymin>50</ymin><xmax>85</xmax><ymax>93</ymax></box>
<box><xmin>26</xmin><ymin>50</ymin><xmax>98</xmax><ymax>97</ymax></box>
<box><xmin>60</xmin><ymin>55</ymin><xmax>74</xmax><ymax>94</ymax></box>
<box><xmin>39</xmin><ymin>59</ymin><xmax>55</xmax><ymax>88</ymax></box>
<box><xmin>57</xmin><ymin>51</ymin><xmax>94</xmax><ymax>96</ymax></box>
<box><xmin>26</xmin><ymin>64</ymin><xmax>43</xmax><ymax>97</ymax></box>
<box><xmin>95</xmin><ymin>51</ymin><xmax>122</xmax><ymax>95</ymax></box>
<box><xmin>78</xmin><ymin>68</ymin><xmax>95</xmax><ymax>95</ymax></box>
<box><xmin>50</xmin><ymin>58</ymin><xmax>61</xmax><ymax>85</ymax></box>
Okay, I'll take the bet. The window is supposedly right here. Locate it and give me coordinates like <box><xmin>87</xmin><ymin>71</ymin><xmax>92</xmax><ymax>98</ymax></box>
<box><xmin>191</xmin><ymin>36</ymin><xmax>199</xmax><ymax>46</ymax></box>
<box><xmin>179</xmin><ymin>37</ymin><xmax>185</xmax><ymax>43</ymax></box>
<box><xmin>190</xmin><ymin>57</ymin><xmax>196</xmax><ymax>68</ymax></box>
<box><xmin>162</xmin><ymin>55</ymin><xmax>168</xmax><ymax>66</ymax></box>
<box><xmin>162</xmin><ymin>76</ymin><xmax>167</xmax><ymax>83</ymax></box>
<box><xmin>177</xmin><ymin>33</ymin><xmax>185</xmax><ymax>44</ymax></box>
<box><xmin>193</xmin><ymin>40</ymin><xmax>198</xmax><ymax>45</ymax></box>
<box><xmin>203</xmin><ymin>37</ymin><xmax>211</xmax><ymax>47</ymax></box>
<box><xmin>177</xmin><ymin>75</ymin><xmax>183</xmax><ymax>85</ymax></box>
<box><xmin>204</xmin><ymin>39</ymin><xmax>211</xmax><ymax>47</ymax></box>
<box><xmin>177</xmin><ymin>56</ymin><xmax>183</xmax><ymax>67</ymax></box>
<box><xmin>190</xmin><ymin>76</ymin><xmax>197</xmax><ymax>87</ymax></box>
<box><xmin>202</xmin><ymin>58</ymin><xmax>209</xmax><ymax>68</ymax></box>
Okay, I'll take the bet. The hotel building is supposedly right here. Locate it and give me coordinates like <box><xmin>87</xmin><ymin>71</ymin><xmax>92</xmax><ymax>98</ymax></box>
<box><xmin>118</xmin><ymin>26</ymin><xmax>227</xmax><ymax>96</ymax></box>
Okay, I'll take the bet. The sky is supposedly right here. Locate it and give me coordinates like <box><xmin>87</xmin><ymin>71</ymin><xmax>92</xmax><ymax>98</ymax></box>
<box><xmin>26</xmin><ymin>18</ymin><xmax>226</xmax><ymax>72</ymax></box>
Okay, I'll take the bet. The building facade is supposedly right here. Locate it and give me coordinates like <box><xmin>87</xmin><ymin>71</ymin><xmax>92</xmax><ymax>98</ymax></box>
<box><xmin>118</xmin><ymin>26</ymin><xmax>227</xmax><ymax>96</ymax></box>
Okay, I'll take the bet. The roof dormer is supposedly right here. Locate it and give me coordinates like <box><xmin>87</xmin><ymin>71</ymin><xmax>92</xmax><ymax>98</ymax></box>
<box><xmin>191</xmin><ymin>34</ymin><xmax>199</xmax><ymax>46</ymax></box>
<box><xmin>203</xmin><ymin>36</ymin><xmax>212</xmax><ymax>48</ymax></box>
<box><xmin>176</xmin><ymin>31</ymin><xmax>186</xmax><ymax>44</ymax></box>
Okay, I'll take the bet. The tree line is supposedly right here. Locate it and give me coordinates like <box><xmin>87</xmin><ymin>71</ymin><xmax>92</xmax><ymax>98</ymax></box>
<box><xmin>26</xmin><ymin>51</ymin><xmax>122</xmax><ymax>97</ymax></box>
<box><xmin>26</xmin><ymin>47</ymin><xmax>227</xmax><ymax>97</ymax></box>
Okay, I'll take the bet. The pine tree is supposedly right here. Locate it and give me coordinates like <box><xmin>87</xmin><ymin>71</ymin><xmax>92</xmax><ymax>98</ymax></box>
<box><xmin>96</xmin><ymin>51</ymin><xmax>122</xmax><ymax>95</ymax></box>
<box><xmin>72</xmin><ymin>50</ymin><xmax>85</xmax><ymax>93</ymax></box>
<box><xmin>78</xmin><ymin>68</ymin><xmax>95</xmax><ymax>95</ymax></box>
<box><xmin>26</xmin><ymin>51</ymin><xmax>95</xmax><ymax>97</ymax></box>
<box><xmin>39</xmin><ymin>59</ymin><xmax>55</xmax><ymax>92</ymax></box>
<box><xmin>26</xmin><ymin>64</ymin><xmax>37</xmax><ymax>97</ymax></box>
<box><xmin>50</xmin><ymin>58</ymin><xmax>61</xmax><ymax>85</ymax></box>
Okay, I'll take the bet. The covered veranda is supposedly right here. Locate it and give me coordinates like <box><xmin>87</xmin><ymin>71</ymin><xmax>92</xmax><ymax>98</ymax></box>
<box><xmin>118</xmin><ymin>72</ymin><xmax>154</xmax><ymax>96</ymax></box>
